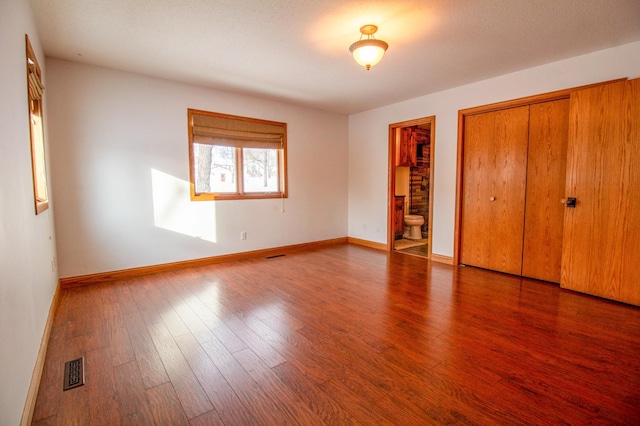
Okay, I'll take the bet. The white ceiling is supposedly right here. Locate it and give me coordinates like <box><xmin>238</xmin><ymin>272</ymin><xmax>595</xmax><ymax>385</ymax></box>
<box><xmin>30</xmin><ymin>0</ymin><xmax>640</xmax><ymax>115</ymax></box>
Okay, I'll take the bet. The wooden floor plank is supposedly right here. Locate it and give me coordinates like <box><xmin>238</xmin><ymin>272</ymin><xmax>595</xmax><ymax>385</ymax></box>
<box><xmin>80</xmin><ymin>285</ymin><xmax>111</xmax><ymax>352</ymax></box>
<box><xmin>85</xmin><ymin>346</ymin><xmax>121</xmax><ymax>424</ymax></box>
<box><xmin>174</xmin><ymin>332</ymin><xmax>258</xmax><ymax>426</ymax></box>
<box><xmin>271</xmin><ymin>361</ymin><xmax>358</xmax><ymax>425</ymax></box>
<box><xmin>54</xmin><ymin>335</ymin><xmax>90</xmax><ymax>426</ymax></box>
<box><xmin>200</xmin><ymin>337</ymin><xmax>294</xmax><ymax>425</ymax></box>
<box><xmin>123</xmin><ymin>309</ymin><xmax>170</xmax><ymax>390</ymax></box>
<box><xmin>140</xmin><ymin>275</ymin><xmax>192</xmax><ymax>338</ymax></box>
<box><xmin>31</xmin><ymin>415</ymin><xmax>56</xmax><ymax>426</ymax></box>
<box><xmin>169</xmin><ymin>294</ymin><xmax>217</xmax><ymax>344</ymax></box>
<box><xmin>32</xmin><ymin>243</ymin><xmax>640</xmax><ymax>424</ymax></box>
<box><xmin>104</xmin><ymin>301</ymin><xmax>135</xmax><ymax>367</ymax></box>
<box><xmin>146</xmin><ymin>382</ymin><xmax>190</xmax><ymax>426</ymax></box>
<box><xmin>183</xmin><ymin>281</ymin><xmax>249</xmax><ymax>353</ymax></box>
<box><xmin>233</xmin><ymin>348</ymin><xmax>323</xmax><ymax>425</ymax></box>
<box><xmin>145</xmin><ymin>321</ymin><xmax>213</xmax><ymax>419</ymax></box>
<box><xmin>113</xmin><ymin>361</ymin><xmax>155</xmax><ymax>426</ymax></box>
<box><xmin>241</xmin><ymin>311</ymin><xmax>333</xmax><ymax>384</ymax></box>
<box><xmin>189</xmin><ymin>410</ymin><xmax>224</xmax><ymax>426</ymax></box>
<box><xmin>223</xmin><ymin>313</ymin><xmax>287</xmax><ymax>368</ymax></box>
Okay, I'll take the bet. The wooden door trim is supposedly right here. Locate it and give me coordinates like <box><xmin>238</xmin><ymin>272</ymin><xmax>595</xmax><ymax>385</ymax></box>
<box><xmin>387</xmin><ymin>116</ymin><xmax>436</xmax><ymax>258</ymax></box>
<box><xmin>454</xmin><ymin>78</ymin><xmax>628</xmax><ymax>266</ymax></box>
<box><xmin>460</xmin><ymin>78</ymin><xmax>627</xmax><ymax>117</ymax></box>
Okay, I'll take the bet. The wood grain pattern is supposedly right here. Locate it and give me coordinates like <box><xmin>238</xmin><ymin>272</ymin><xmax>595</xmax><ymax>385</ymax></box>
<box><xmin>113</xmin><ymin>361</ymin><xmax>155</xmax><ymax>425</ymax></box>
<box><xmin>562</xmin><ymin>78</ymin><xmax>640</xmax><ymax>305</ymax></box>
<box><xmin>522</xmin><ymin>98</ymin><xmax>569</xmax><ymax>282</ymax></box>
<box><xmin>461</xmin><ymin>106</ymin><xmax>530</xmax><ymax>274</ymax></box>
<box><xmin>174</xmin><ymin>332</ymin><xmax>256</xmax><ymax>426</ymax></box>
<box><xmin>145</xmin><ymin>318</ymin><xmax>213</xmax><ymax>419</ymax></box>
<box><xmin>123</xmin><ymin>308</ymin><xmax>170</xmax><ymax>390</ymax></box>
<box><xmin>104</xmin><ymin>301</ymin><xmax>135</xmax><ymax>367</ymax></box>
<box><xmin>393</xmin><ymin>196</ymin><xmax>405</xmax><ymax>239</ymax></box>
<box><xmin>32</xmin><ymin>244</ymin><xmax>640</xmax><ymax>424</ymax></box>
<box><xmin>146</xmin><ymin>383</ymin><xmax>190</xmax><ymax>426</ymax></box>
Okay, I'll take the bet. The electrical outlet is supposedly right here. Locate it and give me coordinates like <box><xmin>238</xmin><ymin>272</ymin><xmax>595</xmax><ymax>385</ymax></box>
<box><xmin>241</xmin><ymin>231</ymin><xmax>247</xmax><ymax>240</ymax></box>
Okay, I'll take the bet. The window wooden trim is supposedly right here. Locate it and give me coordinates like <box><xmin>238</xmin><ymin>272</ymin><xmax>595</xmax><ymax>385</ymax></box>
<box><xmin>25</xmin><ymin>35</ymin><xmax>49</xmax><ymax>215</ymax></box>
<box><xmin>188</xmin><ymin>109</ymin><xmax>288</xmax><ymax>201</ymax></box>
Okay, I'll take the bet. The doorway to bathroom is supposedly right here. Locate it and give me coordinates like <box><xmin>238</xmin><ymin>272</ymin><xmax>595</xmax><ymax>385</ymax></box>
<box><xmin>388</xmin><ymin>116</ymin><xmax>435</xmax><ymax>259</ymax></box>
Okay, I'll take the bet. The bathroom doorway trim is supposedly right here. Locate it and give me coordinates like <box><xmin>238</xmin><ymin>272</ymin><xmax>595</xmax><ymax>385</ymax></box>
<box><xmin>387</xmin><ymin>116</ymin><xmax>436</xmax><ymax>258</ymax></box>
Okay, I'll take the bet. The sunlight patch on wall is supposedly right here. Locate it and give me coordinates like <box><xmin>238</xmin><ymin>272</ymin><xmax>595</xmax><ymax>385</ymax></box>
<box><xmin>151</xmin><ymin>168</ymin><xmax>217</xmax><ymax>242</ymax></box>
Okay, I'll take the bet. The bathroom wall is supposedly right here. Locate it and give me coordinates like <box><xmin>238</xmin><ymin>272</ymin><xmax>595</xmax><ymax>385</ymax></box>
<box><xmin>408</xmin><ymin>137</ymin><xmax>430</xmax><ymax>235</ymax></box>
<box><xmin>348</xmin><ymin>41</ymin><xmax>640</xmax><ymax>257</ymax></box>
<box><xmin>395</xmin><ymin>167</ymin><xmax>410</xmax><ymax>199</ymax></box>
<box><xmin>46</xmin><ymin>59</ymin><xmax>349</xmax><ymax>278</ymax></box>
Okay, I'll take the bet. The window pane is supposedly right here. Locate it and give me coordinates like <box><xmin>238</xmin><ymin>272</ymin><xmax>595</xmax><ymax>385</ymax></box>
<box><xmin>30</xmin><ymin>101</ymin><xmax>48</xmax><ymax>201</ymax></box>
<box><xmin>243</xmin><ymin>148</ymin><xmax>279</xmax><ymax>193</ymax></box>
<box><xmin>26</xmin><ymin>35</ymin><xmax>49</xmax><ymax>214</ymax></box>
<box><xmin>194</xmin><ymin>143</ymin><xmax>236</xmax><ymax>193</ymax></box>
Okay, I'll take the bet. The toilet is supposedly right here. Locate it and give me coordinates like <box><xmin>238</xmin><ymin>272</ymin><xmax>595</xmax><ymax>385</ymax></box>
<box><xmin>403</xmin><ymin>215</ymin><xmax>425</xmax><ymax>240</ymax></box>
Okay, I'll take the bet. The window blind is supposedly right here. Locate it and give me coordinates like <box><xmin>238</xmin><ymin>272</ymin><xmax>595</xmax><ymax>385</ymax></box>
<box><xmin>192</xmin><ymin>113</ymin><xmax>284</xmax><ymax>149</ymax></box>
<box><xmin>27</xmin><ymin>63</ymin><xmax>44</xmax><ymax>101</ymax></box>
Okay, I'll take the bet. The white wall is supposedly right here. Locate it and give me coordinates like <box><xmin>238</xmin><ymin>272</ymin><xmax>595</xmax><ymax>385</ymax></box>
<box><xmin>0</xmin><ymin>0</ymin><xmax>59</xmax><ymax>424</ymax></box>
<box><xmin>348</xmin><ymin>41</ymin><xmax>640</xmax><ymax>257</ymax></box>
<box><xmin>46</xmin><ymin>60</ymin><xmax>349</xmax><ymax>278</ymax></box>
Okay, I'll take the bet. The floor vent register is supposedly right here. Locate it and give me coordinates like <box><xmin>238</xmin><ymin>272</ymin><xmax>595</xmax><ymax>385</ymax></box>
<box><xmin>63</xmin><ymin>357</ymin><xmax>85</xmax><ymax>391</ymax></box>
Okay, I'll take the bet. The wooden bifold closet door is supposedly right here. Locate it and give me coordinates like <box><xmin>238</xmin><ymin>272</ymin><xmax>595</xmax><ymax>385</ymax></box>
<box><xmin>460</xmin><ymin>99</ymin><xmax>569</xmax><ymax>281</ymax></box>
<box><xmin>461</xmin><ymin>106</ymin><xmax>530</xmax><ymax>276</ymax></box>
<box><xmin>522</xmin><ymin>99</ymin><xmax>569</xmax><ymax>282</ymax></box>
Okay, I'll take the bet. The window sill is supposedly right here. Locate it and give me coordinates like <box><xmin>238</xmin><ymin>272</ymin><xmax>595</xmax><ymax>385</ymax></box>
<box><xmin>35</xmin><ymin>200</ymin><xmax>49</xmax><ymax>215</ymax></box>
<box><xmin>190</xmin><ymin>192</ymin><xmax>288</xmax><ymax>201</ymax></box>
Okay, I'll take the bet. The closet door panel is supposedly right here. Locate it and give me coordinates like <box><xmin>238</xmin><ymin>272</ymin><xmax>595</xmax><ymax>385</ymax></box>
<box><xmin>460</xmin><ymin>106</ymin><xmax>530</xmax><ymax>275</ymax></box>
<box><xmin>561</xmin><ymin>79</ymin><xmax>640</xmax><ymax>306</ymax></box>
<box><xmin>522</xmin><ymin>99</ymin><xmax>569</xmax><ymax>283</ymax></box>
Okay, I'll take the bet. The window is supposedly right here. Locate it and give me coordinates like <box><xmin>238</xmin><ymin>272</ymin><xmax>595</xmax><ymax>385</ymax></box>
<box><xmin>188</xmin><ymin>109</ymin><xmax>287</xmax><ymax>200</ymax></box>
<box><xmin>25</xmin><ymin>35</ymin><xmax>49</xmax><ymax>214</ymax></box>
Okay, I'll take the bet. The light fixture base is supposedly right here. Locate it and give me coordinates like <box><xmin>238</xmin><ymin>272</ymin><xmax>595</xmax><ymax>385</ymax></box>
<box><xmin>360</xmin><ymin>24</ymin><xmax>378</xmax><ymax>36</ymax></box>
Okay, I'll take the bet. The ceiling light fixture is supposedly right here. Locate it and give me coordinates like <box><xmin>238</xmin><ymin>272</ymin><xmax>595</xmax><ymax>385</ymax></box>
<box><xmin>349</xmin><ymin>24</ymin><xmax>389</xmax><ymax>70</ymax></box>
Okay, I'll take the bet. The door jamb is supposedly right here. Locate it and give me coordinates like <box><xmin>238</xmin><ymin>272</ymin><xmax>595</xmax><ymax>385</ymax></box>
<box><xmin>387</xmin><ymin>116</ymin><xmax>436</xmax><ymax>258</ymax></box>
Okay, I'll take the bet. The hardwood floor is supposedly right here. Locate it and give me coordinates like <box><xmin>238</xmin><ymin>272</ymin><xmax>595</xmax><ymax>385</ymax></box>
<box><xmin>32</xmin><ymin>243</ymin><xmax>640</xmax><ymax>425</ymax></box>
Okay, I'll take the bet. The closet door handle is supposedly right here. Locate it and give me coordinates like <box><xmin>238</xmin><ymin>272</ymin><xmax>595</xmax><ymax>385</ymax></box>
<box><xmin>489</xmin><ymin>196</ymin><xmax>496</xmax><ymax>201</ymax></box>
<box><xmin>566</xmin><ymin>197</ymin><xmax>577</xmax><ymax>208</ymax></box>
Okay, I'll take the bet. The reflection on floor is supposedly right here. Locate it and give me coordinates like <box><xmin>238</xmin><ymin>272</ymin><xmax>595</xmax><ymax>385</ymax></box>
<box><xmin>394</xmin><ymin>238</ymin><xmax>429</xmax><ymax>258</ymax></box>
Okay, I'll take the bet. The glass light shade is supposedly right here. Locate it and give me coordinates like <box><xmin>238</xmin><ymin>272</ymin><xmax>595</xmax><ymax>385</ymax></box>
<box><xmin>350</xmin><ymin>39</ymin><xmax>388</xmax><ymax>70</ymax></box>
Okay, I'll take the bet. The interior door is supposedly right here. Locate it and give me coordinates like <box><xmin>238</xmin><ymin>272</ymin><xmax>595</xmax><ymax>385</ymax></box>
<box><xmin>522</xmin><ymin>99</ymin><xmax>569</xmax><ymax>283</ymax></box>
<box><xmin>460</xmin><ymin>106</ymin><xmax>530</xmax><ymax>275</ymax></box>
<box><xmin>561</xmin><ymin>79</ymin><xmax>640</xmax><ymax>306</ymax></box>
